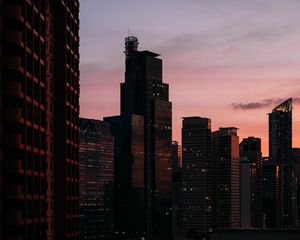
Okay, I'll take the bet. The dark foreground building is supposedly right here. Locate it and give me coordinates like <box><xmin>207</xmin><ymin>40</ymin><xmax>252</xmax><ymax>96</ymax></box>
<box><xmin>79</xmin><ymin>118</ymin><xmax>114</xmax><ymax>239</ymax></box>
<box><xmin>268</xmin><ymin>98</ymin><xmax>297</xmax><ymax>227</ymax></box>
<box><xmin>0</xmin><ymin>0</ymin><xmax>80</xmax><ymax>239</ymax></box>
<box><xmin>292</xmin><ymin>148</ymin><xmax>300</xmax><ymax>227</ymax></box>
<box><xmin>105</xmin><ymin>36</ymin><xmax>172</xmax><ymax>240</ymax></box>
<box><xmin>105</xmin><ymin>115</ymin><xmax>145</xmax><ymax>239</ymax></box>
<box><xmin>181</xmin><ymin>117</ymin><xmax>213</xmax><ymax>238</ymax></box>
<box><xmin>209</xmin><ymin>229</ymin><xmax>300</xmax><ymax>240</ymax></box>
<box><xmin>212</xmin><ymin>128</ymin><xmax>240</xmax><ymax>229</ymax></box>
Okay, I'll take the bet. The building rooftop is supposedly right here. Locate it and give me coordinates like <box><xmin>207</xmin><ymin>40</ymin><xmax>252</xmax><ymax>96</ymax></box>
<box><xmin>272</xmin><ymin>98</ymin><xmax>292</xmax><ymax>112</ymax></box>
<box><xmin>140</xmin><ymin>50</ymin><xmax>160</xmax><ymax>57</ymax></box>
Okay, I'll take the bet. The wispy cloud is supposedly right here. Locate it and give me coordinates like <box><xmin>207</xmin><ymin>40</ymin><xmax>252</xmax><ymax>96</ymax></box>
<box><xmin>80</xmin><ymin>63</ymin><xmax>100</xmax><ymax>74</ymax></box>
<box><xmin>232</xmin><ymin>98</ymin><xmax>300</xmax><ymax>110</ymax></box>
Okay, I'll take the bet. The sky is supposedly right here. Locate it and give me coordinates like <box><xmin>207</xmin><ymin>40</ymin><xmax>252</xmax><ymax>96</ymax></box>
<box><xmin>79</xmin><ymin>0</ymin><xmax>300</xmax><ymax>155</ymax></box>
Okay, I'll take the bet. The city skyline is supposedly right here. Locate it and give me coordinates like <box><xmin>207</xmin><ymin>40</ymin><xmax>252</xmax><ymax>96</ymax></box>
<box><xmin>1</xmin><ymin>1</ymin><xmax>300</xmax><ymax>239</ymax></box>
<box><xmin>79</xmin><ymin>0</ymin><xmax>300</xmax><ymax>155</ymax></box>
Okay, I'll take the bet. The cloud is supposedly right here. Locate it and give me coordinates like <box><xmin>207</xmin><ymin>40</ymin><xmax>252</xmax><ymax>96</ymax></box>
<box><xmin>156</xmin><ymin>33</ymin><xmax>208</xmax><ymax>57</ymax></box>
<box><xmin>80</xmin><ymin>63</ymin><xmax>100</xmax><ymax>74</ymax></box>
<box><xmin>232</xmin><ymin>98</ymin><xmax>300</xmax><ymax>110</ymax></box>
<box><xmin>223</xmin><ymin>46</ymin><xmax>239</xmax><ymax>55</ymax></box>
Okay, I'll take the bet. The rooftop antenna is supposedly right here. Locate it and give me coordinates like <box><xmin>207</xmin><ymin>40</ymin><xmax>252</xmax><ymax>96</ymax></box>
<box><xmin>124</xmin><ymin>31</ymin><xmax>139</xmax><ymax>59</ymax></box>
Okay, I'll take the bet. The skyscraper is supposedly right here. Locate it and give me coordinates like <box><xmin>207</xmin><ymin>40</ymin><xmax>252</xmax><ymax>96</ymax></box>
<box><xmin>240</xmin><ymin>137</ymin><xmax>263</xmax><ymax>228</ymax></box>
<box><xmin>79</xmin><ymin>118</ymin><xmax>114</xmax><ymax>239</ymax></box>
<box><xmin>181</xmin><ymin>117</ymin><xmax>213</xmax><ymax>238</ymax></box>
<box><xmin>0</xmin><ymin>0</ymin><xmax>80</xmax><ymax>239</ymax></box>
<box><xmin>171</xmin><ymin>141</ymin><xmax>182</xmax><ymax>238</ymax></box>
<box><xmin>240</xmin><ymin>156</ymin><xmax>251</xmax><ymax>229</ymax></box>
<box><xmin>268</xmin><ymin>98</ymin><xmax>296</xmax><ymax>227</ymax></box>
<box><xmin>0</xmin><ymin>1</ymin><xmax>3</xmax><ymax>237</ymax></box>
<box><xmin>105</xmin><ymin>36</ymin><xmax>172</xmax><ymax>240</ymax></box>
<box><xmin>172</xmin><ymin>141</ymin><xmax>182</xmax><ymax>170</ymax></box>
<box><xmin>212</xmin><ymin>127</ymin><xmax>240</xmax><ymax>229</ymax></box>
<box><xmin>104</xmin><ymin>115</ymin><xmax>145</xmax><ymax>239</ymax></box>
<box><xmin>262</xmin><ymin>157</ymin><xmax>277</xmax><ymax>228</ymax></box>
<box><xmin>292</xmin><ymin>148</ymin><xmax>300</xmax><ymax>226</ymax></box>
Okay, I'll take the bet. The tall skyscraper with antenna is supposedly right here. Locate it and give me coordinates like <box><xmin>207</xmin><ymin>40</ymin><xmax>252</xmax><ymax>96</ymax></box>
<box><xmin>105</xmin><ymin>36</ymin><xmax>172</xmax><ymax>240</ymax></box>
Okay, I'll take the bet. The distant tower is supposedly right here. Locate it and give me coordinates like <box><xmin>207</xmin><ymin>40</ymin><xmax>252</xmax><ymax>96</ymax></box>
<box><xmin>240</xmin><ymin>137</ymin><xmax>263</xmax><ymax>228</ymax></box>
<box><xmin>269</xmin><ymin>98</ymin><xmax>297</xmax><ymax>227</ymax></box>
<box><xmin>240</xmin><ymin>156</ymin><xmax>252</xmax><ymax>229</ymax></box>
<box><xmin>212</xmin><ymin>128</ymin><xmax>240</xmax><ymax>229</ymax></box>
<box><xmin>172</xmin><ymin>141</ymin><xmax>182</xmax><ymax>170</ymax></box>
<box><xmin>292</xmin><ymin>148</ymin><xmax>300</xmax><ymax>226</ymax></box>
<box><xmin>172</xmin><ymin>141</ymin><xmax>182</xmax><ymax>238</ymax></box>
<box><xmin>181</xmin><ymin>117</ymin><xmax>213</xmax><ymax>238</ymax></box>
<box><xmin>263</xmin><ymin>157</ymin><xmax>277</xmax><ymax>228</ymax></box>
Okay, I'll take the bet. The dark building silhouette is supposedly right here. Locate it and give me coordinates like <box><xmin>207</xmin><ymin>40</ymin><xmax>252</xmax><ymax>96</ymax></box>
<box><xmin>262</xmin><ymin>157</ymin><xmax>277</xmax><ymax>228</ymax></box>
<box><xmin>240</xmin><ymin>156</ymin><xmax>251</xmax><ymax>229</ymax></box>
<box><xmin>172</xmin><ymin>141</ymin><xmax>182</xmax><ymax>170</ymax></box>
<box><xmin>104</xmin><ymin>115</ymin><xmax>145</xmax><ymax>239</ymax></box>
<box><xmin>240</xmin><ymin>137</ymin><xmax>263</xmax><ymax>228</ymax></box>
<box><xmin>0</xmin><ymin>0</ymin><xmax>80</xmax><ymax>239</ymax></box>
<box><xmin>79</xmin><ymin>118</ymin><xmax>114</xmax><ymax>239</ymax></box>
<box><xmin>292</xmin><ymin>148</ymin><xmax>300</xmax><ymax>226</ymax></box>
<box><xmin>0</xmin><ymin>0</ymin><xmax>3</xmax><ymax>237</ymax></box>
<box><xmin>209</xmin><ymin>229</ymin><xmax>300</xmax><ymax>240</ymax></box>
<box><xmin>105</xmin><ymin>36</ymin><xmax>172</xmax><ymax>240</ymax></box>
<box><xmin>212</xmin><ymin>127</ymin><xmax>240</xmax><ymax>229</ymax></box>
<box><xmin>181</xmin><ymin>117</ymin><xmax>213</xmax><ymax>238</ymax></box>
<box><xmin>268</xmin><ymin>98</ymin><xmax>297</xmax><ymax>227</ymax></box>
<box><xmin>172</xmin><ymin>141</ymin><xmax>182</xmax><ymax>238</ymax></box>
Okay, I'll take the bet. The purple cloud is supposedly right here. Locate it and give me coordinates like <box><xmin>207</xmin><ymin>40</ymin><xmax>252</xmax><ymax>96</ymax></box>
<box><xmin>232</xmin><ymin>98</ymin><xmax>300</xmax><ymax>110</ymax></box>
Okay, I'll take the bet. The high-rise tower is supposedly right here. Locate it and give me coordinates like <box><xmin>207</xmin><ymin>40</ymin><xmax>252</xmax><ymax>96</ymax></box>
<box><xmin>0</xmin><ymin>0</ymin><xmax>3</xmax><ymax>237</ymax></box>
<box><xmin>79</xmin><ymin>118</ymin><xmax>114</xmax><ymax>239</ymax></box>
<box><xmin>262</xmin><ymin>156</ymin><xmax>277</xmax><ymax>228</ymax></box>
<box><xmin>240</xmin><ymin>137</ymin><xmax>263</xmax><ymax>228</ymax></box>
<box><xmin>269</xmin><ymin>98</ymin><xmax>296</xmax><ymax>227</ymax></box>
<box><xmin>105</xmin><ymin>36</ymin><xmax>172</xmax><ymax>240</ymax></box>
<box><xmin>212</xmin><ymin>127</ymin><xmax>240</xmax><ymax>229</ymax></box>
<box><xmin>171</xmin><ymin>141</ymin><xmax>182</xmax><ymax>238</ymax></box>
<box><xmin>0</xmin><ymin>1</ymin><xmax>80</xmax><ymax>239</ymax></box>
<box><xmin>292</xmin><ymin>148</ymin><xmax>300</xmax><ymax>226</ymax></box>
<box><xmin>181</xmin><ymin>117</ymin><xmax>213</xmax><ymax>238</ymax></box>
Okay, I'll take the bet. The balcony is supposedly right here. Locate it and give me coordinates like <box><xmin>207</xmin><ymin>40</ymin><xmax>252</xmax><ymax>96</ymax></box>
<box><xmin>4</xmin><ymin>82</ymin><xmax>23</xmax><ymax>98</ymax></box>
<box><xmin>5</xmin><ymin>159</ymin><xmax>23</xmax><ymax>174</ymax></box>
<box><xmin>5</xmin><ymin>209</ymin><xmax>24</xmax><ymax>225</ymax></box>
<box><xmin>3</xmin><ymin>56</ymin><xmax>23</xmax><ymax>72</ymax></box>
<box><xmin>4</xmin><ymin>4</ymin><xmax>23</xmax><ymax>23</ymax></box>
<box><xmin>3</xmin><ymin>30</ymin><xmax>24</xmax><ymax>48</ymax></box>
<box><xmin>4</xmin><ymin>185</ymin><xmax>24</xmax><ymax>200</ymax></box>
<box><xmin>3</xmin><ymin>107</ymin><xmax>24</xmax><ymax>124</ymax></box>
<box><xmin>5</xmin><ymin>133</ymin><xmax>24</xmax><ymax>149</ymax></box>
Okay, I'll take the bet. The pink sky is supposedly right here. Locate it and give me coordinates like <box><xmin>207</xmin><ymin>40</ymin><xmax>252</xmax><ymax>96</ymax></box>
<box><xmin>79</xmin><ymin>0</ymin><xmax>300</xmax><ymax>155</ymax></box>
